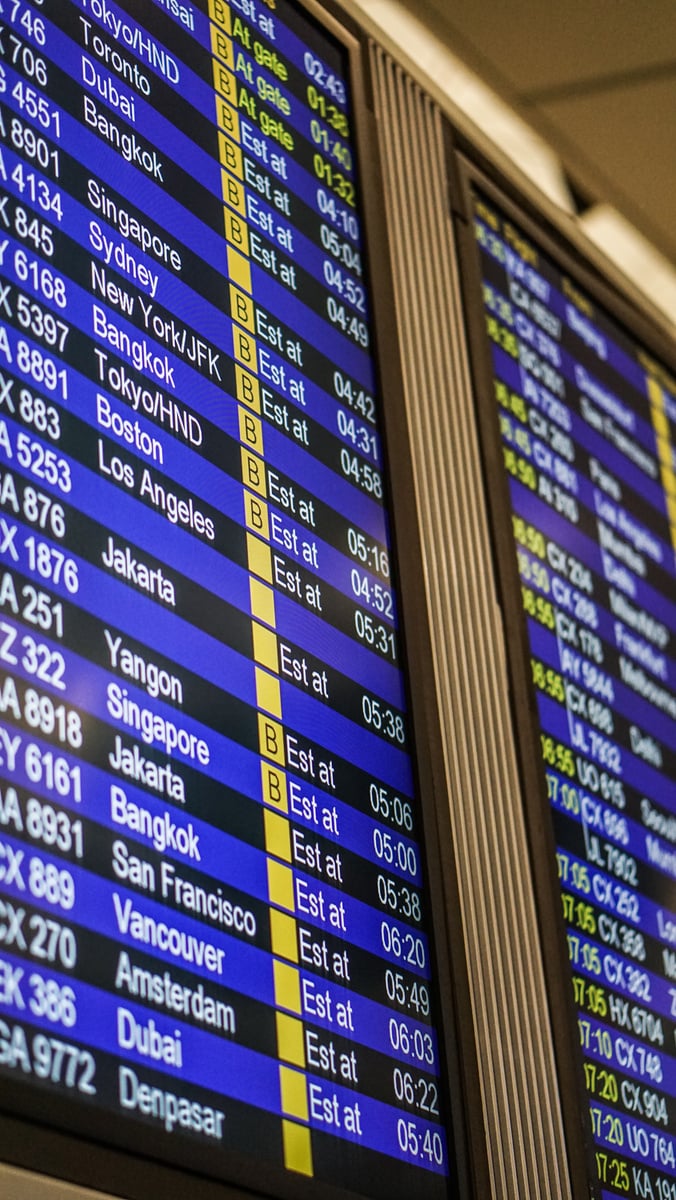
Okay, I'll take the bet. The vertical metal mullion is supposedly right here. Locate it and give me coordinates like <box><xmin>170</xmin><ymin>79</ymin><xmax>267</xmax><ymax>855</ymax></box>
<box><xmin>370</xmin><ymin>44</ymin><xmax>572</xmax><ymax>1200</ymax></box>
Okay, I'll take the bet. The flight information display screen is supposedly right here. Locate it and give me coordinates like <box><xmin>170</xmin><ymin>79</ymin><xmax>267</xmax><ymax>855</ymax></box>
<box><xmin>470</xmin><ymin>188</ymin><xmax>676</xmax><ymax>1199</ymax></box>
<box><xmin>0</xmin><ymin>1</ymin><xmax>452</xmax><ymax>1195</ymax></box>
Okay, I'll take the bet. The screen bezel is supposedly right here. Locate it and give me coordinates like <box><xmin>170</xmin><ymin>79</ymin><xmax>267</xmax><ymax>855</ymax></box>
<box><xmin>450</xmin><ymin>144</ymin><xmax>676</xmax><ymax>1200</ymax></box>
<box><xmin>0</xmin><ymin>2</ymin><xmax>478</xmax><ymax>1199</ymax></box>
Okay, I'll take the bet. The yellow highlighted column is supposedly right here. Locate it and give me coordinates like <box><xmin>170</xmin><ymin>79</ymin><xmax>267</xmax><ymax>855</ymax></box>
<box><xmin>282</xmin><ymin>1120</ymin><xmax>313</xmax><ymax>1176</ymax></box>
<box><xmin>647</xmin><ymin>376</ymin><xmax>676</xmax><ymax>557</ymax></box>
<box><xmin>207</xmin><ymin>2</ymin><xmax>312</xmax><ymax>1172</ymax></box>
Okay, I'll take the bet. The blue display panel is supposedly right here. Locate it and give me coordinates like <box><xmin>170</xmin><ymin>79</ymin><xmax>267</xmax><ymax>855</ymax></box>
<box><xmin>471</xmin><ymin>191</ymin><xmax>676</xmax><ymax>1200</ymax></box>
<box><xmin>0</xmin><ymin>2</ymin><xmax>452</xmax><ymax>1195</ymax></box>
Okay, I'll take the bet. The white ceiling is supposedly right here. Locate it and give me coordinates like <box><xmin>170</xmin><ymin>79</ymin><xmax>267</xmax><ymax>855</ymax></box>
<box><xmin>408</xmin><ymin>0</ymin><xmax>676</xmax><ymax>269</ymax></box>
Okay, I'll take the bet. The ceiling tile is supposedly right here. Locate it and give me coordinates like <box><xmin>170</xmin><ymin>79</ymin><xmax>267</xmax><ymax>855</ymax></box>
<box><xmin>413</xmin><ymin>0</ymin><xmax>676</xmax><ymax>96</ymax></box>
<box><xmin>535</xmin><ymin>76</ymin><xmax>676</xmax><ymax>263</ymax></box>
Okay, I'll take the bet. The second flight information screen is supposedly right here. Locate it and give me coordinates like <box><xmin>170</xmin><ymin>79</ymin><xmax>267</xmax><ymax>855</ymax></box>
<box><xmin>471</xmin><ymin>188</ymin><xmax>676</xmax><ymax>1200</ymax></box>
<box><xmin>0</xmin><ymin>1</ymin><xmax>452</xmax><ymax>1197</ymax></box>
